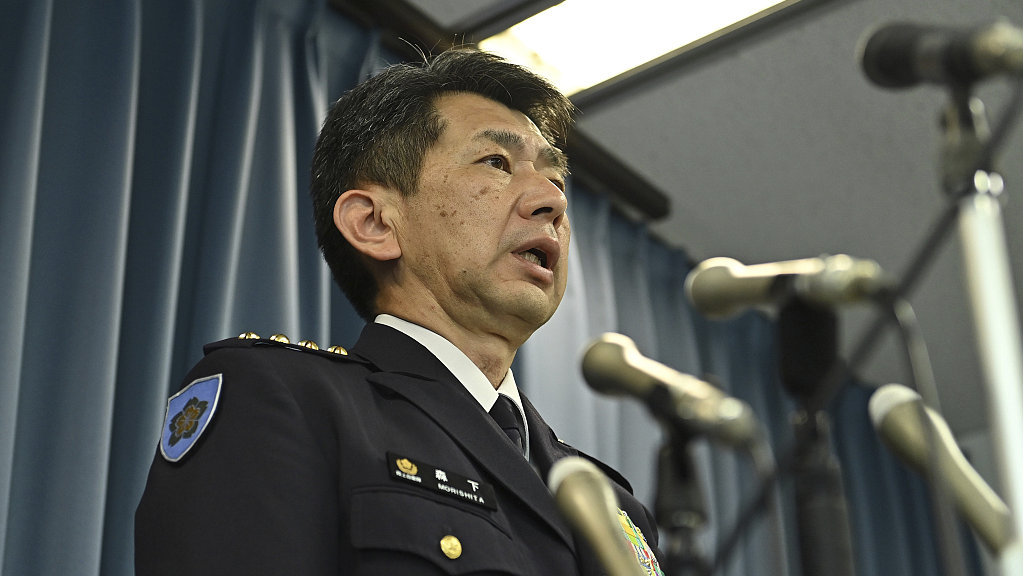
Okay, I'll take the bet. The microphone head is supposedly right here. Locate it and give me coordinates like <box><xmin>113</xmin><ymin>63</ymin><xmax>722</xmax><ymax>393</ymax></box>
<box><xmin>548</xmin><ymin>457</ymin><xmax>648</xmax><ymax>576</ymax></box>
<box><xmin>581</xmin><ymin>333</ymin><xmax>657</xmax><ymax>399</ymax></box>
<box><xmin>684</xmin><ymin>257</ymin><xmax>750</xmax><ymax>319</ymax></box>
<box><xmin>583</xmin><ymin>333</ymin><xmax>761</xmax><ymax>450</ymax></box>
<box><xmin>859</xmin><ymin>22</ymin><xmax>1021</xmax><ymax>88</ymax></box>
<box><xmin>867</xmin><ymin>383</ymin><xmax>1013</xmax><ymax>552</ymax></box>
<box><xmin>548</xmin><ymin>456</ymin><xmax>605</xmax><ymax>495</ymax></box>
<box><xmin>859</xmin><ymin>23</ymin><xmax>928</xmax><ymax>88</ymax></box>
<box><xmin>868</xmin><ymin>383</ymin><xmax>921</xmax><ymax>430</ymax></box>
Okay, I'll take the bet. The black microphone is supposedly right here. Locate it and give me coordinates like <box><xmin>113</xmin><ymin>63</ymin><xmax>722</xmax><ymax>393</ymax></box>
<box><xmin>685</xmin><ymin>254</ymin><xmax>888</xmax><ymax>320</ymax></box>
<box><xmin>548</xmin><ymin>457</ymin><xmax>647</xmax><ymax>576</ymax></box>
<box><xmin>860</xmin><ymin>21</ymin><xmax>1023</xmax><ymax>88</ymax></box>
<box><xmin>582</xmin><ymin>333</ymin><xmax>760</xmax><ymax>451</ymax></box>
<box><xmin>869</xmin><ymin>384</ymin><xmax>1012</xmax><ymax>552</ymax></box>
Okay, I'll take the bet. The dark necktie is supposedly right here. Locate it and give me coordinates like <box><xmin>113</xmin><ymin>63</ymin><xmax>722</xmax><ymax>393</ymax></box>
<box><xmin>489</xmin><ymin>394</ymin><xmax>526</xmax><ymax>457</ymax></box>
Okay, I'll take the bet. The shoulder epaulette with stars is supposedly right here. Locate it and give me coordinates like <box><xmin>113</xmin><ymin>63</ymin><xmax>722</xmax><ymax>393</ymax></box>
<box><xmin>160</xmin><ymin>332</ymin><xmax>369</xmax><ymax>462</ymax></box>
<box><xmin>202</xmin><ymin>332</ymin><xmax>371</xmax><ymax>365</ymax></box>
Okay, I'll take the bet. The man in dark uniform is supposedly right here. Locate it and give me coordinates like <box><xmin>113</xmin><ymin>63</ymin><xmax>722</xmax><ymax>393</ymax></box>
<box><xmin>136</xmin><ymin>49</ymin><xmax>663</xmax><ymax>575</ymax></box>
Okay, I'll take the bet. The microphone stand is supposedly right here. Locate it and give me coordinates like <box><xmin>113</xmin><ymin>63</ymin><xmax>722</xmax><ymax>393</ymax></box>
<box><xmin>695</xmin><ymin>68</ymin><xmax>1022</xmax><ymax>576</ymax></box>
<box><xmin>777</xmin><ymin>297</ymin><xmax>856</xmax><ymax>576</ymax></box>
<box><xmin>654</xmin><ymin>439</ymin><xmax>710</xmax><ymax>576</ymax></box>
<box><xmin>940</xmin><ymin>84</ymin><xmax>1023</xmax><ymax>576</ymax></box>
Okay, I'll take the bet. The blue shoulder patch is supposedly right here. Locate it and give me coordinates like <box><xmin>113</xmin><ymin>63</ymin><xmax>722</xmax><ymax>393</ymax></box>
<box><xmin>160</xmin><ymin>374</ymin><xmax>223</xmax><ymax>462</ymax></box>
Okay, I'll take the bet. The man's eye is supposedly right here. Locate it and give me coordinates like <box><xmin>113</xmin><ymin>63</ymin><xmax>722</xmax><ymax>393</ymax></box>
<box><xmin>481</xmin><ymin>156</ymin><xmax>510</xmax><ymax>172</ymax></box>
<box><xmin>549</xmin><ymin>178</ymin><xmax>565</xmax><ymax>192</ymax></box>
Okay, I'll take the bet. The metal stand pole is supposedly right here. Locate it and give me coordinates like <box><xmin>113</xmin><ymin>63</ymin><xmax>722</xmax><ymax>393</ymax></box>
<box><xmin>942</xmin><ymin>91</ymin><xmax>1023</xmax><ymax>576</ymax></box>
<box><xmin>778</xmin><ymin>297</ymin><xmax>857</xmax><ymax>576</ymax></box>
<box><xmin>655</xmin><ymin>441</ymin><xmax>710</xmax><ymax>576</ymax></box>
<box><xmin>791</xmin><ymin>411</ymin><xmax>856</xmax><ymax>576</ymax></box>
<box><xmin>957</xmin><ymin>187</ymin><xmax>1023</xmax><ymax>576</ymax></box>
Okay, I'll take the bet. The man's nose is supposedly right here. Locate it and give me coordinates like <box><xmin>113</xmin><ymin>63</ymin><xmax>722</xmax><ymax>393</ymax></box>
<box><xmin>517</xmin><ymin>168</ymin><xmax>567</xmax><ymax>226</ymax></box>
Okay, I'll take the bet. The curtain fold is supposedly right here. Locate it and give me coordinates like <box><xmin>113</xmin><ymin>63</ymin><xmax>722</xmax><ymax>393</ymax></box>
<box><xmin>0</xmin><ymin>1</ymin><xmax>962</xmax><ymax>574</ymax></box>
<box><xmin>2</xmin><ymin>0</ymin><xmax>141</xmax><ymax>573</ymax></box>
<box><xmin>608</xmin><ymin>219</ymin><xmax>666</xmax><ymax>510</ymax></box>
<box><xmin>101</xmin><ymin>2</ymin><xmax>204</xmax><ymax>574</ymax></box>
<box><xmin>0</xmin><ymin>0</ymin><xmax>53</xmax><ymax>564</ymax></box>
<box><xmin>184</xmin><ymin>1</ymin><xmax>265</xmax><ymax>351</ymax></box>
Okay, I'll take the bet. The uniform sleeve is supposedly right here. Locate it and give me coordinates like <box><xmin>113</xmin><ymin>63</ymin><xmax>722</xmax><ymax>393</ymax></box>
<box><xmin>135</xmin><ymin>348</ymin><xmax>339</xmax><ymax>575</ymax></box>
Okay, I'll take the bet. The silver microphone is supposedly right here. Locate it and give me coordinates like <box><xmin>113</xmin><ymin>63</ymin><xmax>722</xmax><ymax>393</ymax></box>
<box><xmin>869</xmin><ymin>384</ymin><xmax>1012</xmax><ymax>552</ymax></box>
<box><xmin>582</xmin><ymin>333</ymin><xmax>759</xmax><ymax>450</ymax></box>
<box><xmin>685</xmin><ymin>254</ymin><xmax>888</xmax><ymax>319</ymax></box>
<box><xmin>548</xmin><ymin>457</ymin><xmax>646</xmax><ymax>576</ymax></box>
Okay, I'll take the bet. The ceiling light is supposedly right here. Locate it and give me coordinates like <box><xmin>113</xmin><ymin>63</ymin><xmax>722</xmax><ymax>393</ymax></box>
<box><xmin>479</xmin><ymin>0</ymin><xmax>794</xmax><ymax>96</ymax></box>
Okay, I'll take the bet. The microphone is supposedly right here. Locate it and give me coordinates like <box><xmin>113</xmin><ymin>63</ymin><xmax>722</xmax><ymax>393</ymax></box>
<box><xmin>548</xmin><ymin>457</ymin><xmax>647</xmax><ymax>576</ymax></box>
<box><xmin>684</xmin><ymin>254</ymin><xmax>888</xmax><ymax>319</ymax></box>
<box><xmin>869</xmin><ymin>384</ymin><xmax>1012</xmax><ymax>552</ymax></box>
<box><xmin>860</xmin><ymin>22</ymin><xmax>1023</xmax><ymax>88</ymax></box>
<box><xmin>582</xmin><ymin>333</ymin><xmax>759</xmax><ymax>450</ymax></box>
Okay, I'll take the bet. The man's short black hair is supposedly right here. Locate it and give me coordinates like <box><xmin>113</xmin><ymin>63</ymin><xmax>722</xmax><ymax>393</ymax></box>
<box><xmin>310</xmin><ymin>49</ymin><xmax>574</xmax><ymax>321</ymax></box>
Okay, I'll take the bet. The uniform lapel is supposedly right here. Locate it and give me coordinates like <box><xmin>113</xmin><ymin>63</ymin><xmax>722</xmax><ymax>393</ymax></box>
<box><xmin>352</xmin><ymin>323</ymin><xmax>575</xmax><ymax>549</ymax></box>
<box><xmin>523</xmin><ymin>393</ymin><xmax>636</xmax><ymax>497</ymax></box>
<box><xmin>522</xmin><ymin>393</ymin><xmax>618</xmax><ymax>576</ymax></box>
<box><xmin>521</xmin><ymin>393</ymin><xmax>578</xmax><ymax>479</ymax></box>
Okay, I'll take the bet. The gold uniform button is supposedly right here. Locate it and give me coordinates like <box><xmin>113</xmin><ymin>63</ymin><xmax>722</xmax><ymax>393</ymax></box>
<box><xmin>269</xmin><ymin>334</ymin><xmax>290</xmax><ymax>344</ymax></box>
<box><xmin>326</xmin><ymin>345</ymin><xmax>348</xmax><ymax>355</ymax></box>
<box><xmin>238</xmin><ymin>332</ymin><xmax>260</xmax><ymax>340</ymax></box>
<box><xmin>439</xmin><ymin>535</ymin><xmax>462</xmax><ymax>559</ymax></box>
<box><xmin>297</xmin><ymin>340</ymin><xmax>320</xmax><ymax>350</ymax></box>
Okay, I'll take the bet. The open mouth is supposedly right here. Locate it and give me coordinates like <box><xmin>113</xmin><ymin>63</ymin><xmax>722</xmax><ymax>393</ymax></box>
<box><xmin>518</xmin><ymin>248</ymin><xmax>548</xmax><ymax>269</ymax></box>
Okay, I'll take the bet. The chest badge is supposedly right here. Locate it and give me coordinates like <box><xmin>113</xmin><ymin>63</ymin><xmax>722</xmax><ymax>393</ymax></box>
<box><xmin>618</xmin><ymin>509</ymin><xmax>665</xmax><ymax>576</ymax></box>
<box><xmin>160</xmin><ymin>374</ymin><xmax>222</xmax><ymax>462</ymax></box>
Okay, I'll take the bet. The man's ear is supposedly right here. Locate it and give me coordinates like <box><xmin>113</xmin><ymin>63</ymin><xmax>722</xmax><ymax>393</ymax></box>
<box><xmin>333</xmin><ymin>187</ymin><xmax>401</xmax><ymax>262</ymax></box>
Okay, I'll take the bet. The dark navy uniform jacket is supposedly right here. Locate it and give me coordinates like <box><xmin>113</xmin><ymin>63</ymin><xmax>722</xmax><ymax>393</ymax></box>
<box><xmin>136</xmin><ymin>322</ymin><xmax>660</xmax><ymax>575</ymax></box>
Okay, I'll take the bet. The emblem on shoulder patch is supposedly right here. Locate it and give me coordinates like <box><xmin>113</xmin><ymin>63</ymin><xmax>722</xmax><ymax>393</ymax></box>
<box><xmin>160</xmin><ymin>374</ymin><xmax>222</xmax><ymax>462</ymax></box>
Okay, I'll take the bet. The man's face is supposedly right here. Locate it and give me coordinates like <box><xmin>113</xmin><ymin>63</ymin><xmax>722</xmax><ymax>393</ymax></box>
<box><xmin>393</xmin><ymin>92</ymin><xmax>570</xmax><ymax>340</ymax></box>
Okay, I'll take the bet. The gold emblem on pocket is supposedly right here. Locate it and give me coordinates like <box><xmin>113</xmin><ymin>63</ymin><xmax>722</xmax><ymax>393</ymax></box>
<box><xmin>440</xmin><ymin>535</ymin><xmax>462</xmax><ymax>559</ymax></box>
<box><xmin>396</xmin><ymin>458</ymin><xmax>418</xmax><ymax>476</ymax></box>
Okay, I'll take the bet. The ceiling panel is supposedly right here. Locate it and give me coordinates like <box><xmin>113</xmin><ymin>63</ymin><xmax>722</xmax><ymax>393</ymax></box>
<box><xmin>404</xmin><ymin>0</ymin><xmax>522</xmax><ymax>30</ymax></box>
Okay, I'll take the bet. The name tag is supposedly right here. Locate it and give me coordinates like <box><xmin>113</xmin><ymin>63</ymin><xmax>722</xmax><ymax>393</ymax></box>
<box><xmin>387</xmin><ymin>452</ymin><xmax>498</xmax><ymax>511</ymax></box>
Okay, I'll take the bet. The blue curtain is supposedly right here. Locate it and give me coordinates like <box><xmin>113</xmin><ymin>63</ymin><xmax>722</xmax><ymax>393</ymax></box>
<box><xmin>0</xmin><ymin>1</ymin><xmax>967</xmax><ymax>575</ymax></box>
<box><xmin>0</xmin><ymin>1</ymin><xmax>379</xmax><ymax>573</ymax></box>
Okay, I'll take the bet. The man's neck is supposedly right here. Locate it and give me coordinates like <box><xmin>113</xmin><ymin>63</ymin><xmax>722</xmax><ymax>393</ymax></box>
<box><xmin>376</xmin><ymin>308</ymin><xmax>521</xmax><ymax>388</ymax></box>
<box><xmin>446</xmin><ymin>329</ymin><xmax>515</xmax><ymax>388</ymax></box>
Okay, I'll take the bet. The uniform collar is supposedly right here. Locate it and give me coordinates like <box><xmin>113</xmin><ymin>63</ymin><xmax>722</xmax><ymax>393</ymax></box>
<box><xmin>374</xmin><ymin>314</ymin><xmax>529</xmax><ymax>459</ymax></box>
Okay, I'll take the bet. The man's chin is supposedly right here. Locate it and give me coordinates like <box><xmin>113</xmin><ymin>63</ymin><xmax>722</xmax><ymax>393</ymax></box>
<box><xmin>505</xmin><ymin>294</ymin><xmax>561</xmax><ymax>333</ymax></box>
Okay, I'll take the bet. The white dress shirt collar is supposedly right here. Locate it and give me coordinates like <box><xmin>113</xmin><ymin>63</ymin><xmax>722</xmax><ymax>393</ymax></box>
<box><xmin>374</xmin><ymin>314</ymin><xmax>529</xmax><ymax>458</ymax></box>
